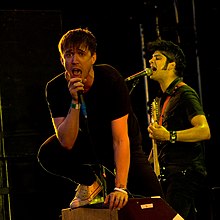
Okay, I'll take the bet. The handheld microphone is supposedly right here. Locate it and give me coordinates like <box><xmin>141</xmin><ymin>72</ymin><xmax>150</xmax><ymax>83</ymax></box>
<box><xmin>78</xmin><ymin>92</ymin><xmax>87</xmax><ymax>119</ymax></box>
<box><xmin>124</xmin><ymin>68</ymin><xmax>152</xmax><ymax>82</ymax></box>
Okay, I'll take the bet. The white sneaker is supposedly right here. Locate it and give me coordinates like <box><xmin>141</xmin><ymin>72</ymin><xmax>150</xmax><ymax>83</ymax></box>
<box><xmin>70</xmin><ymin>177</ymin><xmax>103</xmax><ymax>208</ymax></box>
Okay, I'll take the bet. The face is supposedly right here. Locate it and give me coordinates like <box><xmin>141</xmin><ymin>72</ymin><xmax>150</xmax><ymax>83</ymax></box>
<box><xmin>148</xmin><ymin>51</ymin><xmax>169</xmax><ymax>80</ymax></box>
<box><xmin>61</xmin><ymin>44</ymin><xmax>96</xmax><ymax>86</ymax></box>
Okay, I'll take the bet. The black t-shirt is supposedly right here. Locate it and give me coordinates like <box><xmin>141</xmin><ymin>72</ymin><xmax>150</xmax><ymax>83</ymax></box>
<box><xmin>46</xmin><ymin>64</ymin><xmax>140</xmax><ymax>170</ymax></box>
<box><xmin>157</xmin><ymin>78</ymin><xmax>207</xmax><ymax>175</ymax></box>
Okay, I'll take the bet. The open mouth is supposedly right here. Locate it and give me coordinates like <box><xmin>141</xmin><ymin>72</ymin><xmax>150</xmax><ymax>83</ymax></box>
<box><xmin>152</xmin><ymin>67</ymin><xmax>157</xmax><ymax>71</ymax></box>
<box><xmin>72</xmin><ymin>69</ymin><xmax>82</xmax><ymax>76</ymax></box>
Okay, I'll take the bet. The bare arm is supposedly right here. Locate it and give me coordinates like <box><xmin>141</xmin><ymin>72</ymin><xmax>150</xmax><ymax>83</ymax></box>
<box><xmin>52</xmin><ymin>100</ymin><xmax>81</xmax><ymax>149</ymax></box>
<box><xmin>104</xmin><ymin>114</ymin><xmax>130</xmax><ymax>210</ymax></box>
<box><xmin>112</xmin><ymin>114</ymin><xmax>130</xmax><ymax>188</ymax></box>
<box><xmin>51</xmin><ymin>75</ymin><xmax>85</xmax><ymax>149</ymax></box>
<box><xmin>175</xmin><ymin>115</ymin><xmax>211</xmax><ymax>142</ymax></box>
<box><xmin>148</xmin><ymin>115</ymin><xmax>211</xmax><ymax>142</ymax></box>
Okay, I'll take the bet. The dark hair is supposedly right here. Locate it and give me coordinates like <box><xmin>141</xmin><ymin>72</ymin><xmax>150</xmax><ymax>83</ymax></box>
<box><xmin>147</xmin><ymin>39</ymin><xmax>186</xmax><ymax>77</ymax></box>
<box><xmin>58</xmin><ymin>27</ymin><xmax>97</xmax><ymax>56</ymax></box>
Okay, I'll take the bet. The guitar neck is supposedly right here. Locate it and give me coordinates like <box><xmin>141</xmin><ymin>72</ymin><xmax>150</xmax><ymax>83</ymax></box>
<box><xmin>151</xmin><ymin>99</ymin><xmax>160</xmax><ymax>178</ymax></box>
<box><xmin>152</xmin><ymin>139</ymin><xmax>160</xmax><ymax>177</ymax></box>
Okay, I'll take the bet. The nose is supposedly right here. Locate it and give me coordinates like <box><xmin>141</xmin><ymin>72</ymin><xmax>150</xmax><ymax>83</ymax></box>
<box><xmin>149</xmin><ymin>57</ymin><xmax>154</xmax><ymax>64</ymax></box>
<box><xmin>71</xmin><ymin>54</ymin><xmax>79</xmax><ymax>63</ymax></box>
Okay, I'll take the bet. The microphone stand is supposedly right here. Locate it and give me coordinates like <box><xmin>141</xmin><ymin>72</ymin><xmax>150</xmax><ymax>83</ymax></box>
<box><xmin>0</xmin><ymin>90</ymin><xmax>12</xmax><ymax>220</ymax></box>
<box><xmin>139</xmin><ymin>24</ymin><xmax>150</xmax><ymax>125</ymax></box>
<box><xmin>128</xmin><ymin>79</ymin><xmax>140</xmax><ymax>95</ymax></box>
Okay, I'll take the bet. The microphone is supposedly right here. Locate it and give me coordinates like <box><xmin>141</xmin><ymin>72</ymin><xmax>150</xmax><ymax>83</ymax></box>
<box><xmin>78</xmin><ymin>92</ymin><xmax>87</xmax><ymax>119</ymax></box>
<box><xmin>124</xmin><ymin>68</ymin><xmax>152</xmax><ymax>82</ymax></box>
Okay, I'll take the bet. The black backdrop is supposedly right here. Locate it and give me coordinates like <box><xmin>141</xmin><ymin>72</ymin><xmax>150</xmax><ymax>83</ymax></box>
<box><xmin>0</xmin><ymin>1</ymin><xmax>220</xmax><ymax>219</ymax></box>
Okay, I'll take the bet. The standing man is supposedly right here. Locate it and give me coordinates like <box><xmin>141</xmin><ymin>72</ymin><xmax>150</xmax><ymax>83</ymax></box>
<box><xmin>38</xmin><ymin>27</ymin><xmax>164</xmax><ymax>212</ymax></box>
<box><xmin>147</xmin><ymin>39</ymin><xmax>211</xmax><ymax>219</ymax></box>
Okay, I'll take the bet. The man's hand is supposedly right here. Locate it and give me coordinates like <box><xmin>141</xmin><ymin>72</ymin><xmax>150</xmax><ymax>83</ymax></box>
<box><xmin>104</xmin><ymin>190</ymin><xmax>128</xmax><ymax>210</ymax></box>
<box><xmin>148</xmin><ymin>122</ymin><xmax>170</xmax><ymax>141</ymax></box>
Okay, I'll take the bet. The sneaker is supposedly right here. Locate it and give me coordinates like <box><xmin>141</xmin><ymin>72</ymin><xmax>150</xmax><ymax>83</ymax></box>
<box><xmin>69</xmin><ymin>177</ymin><xmax>103</xmax><ymax>208</ymax></box>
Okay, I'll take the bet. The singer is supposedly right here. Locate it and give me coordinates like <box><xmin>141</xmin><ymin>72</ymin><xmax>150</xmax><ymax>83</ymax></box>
<box><xmin>38</xmin><ymin>28</ymin><xmax>163</xmax><ymax>214</ymax></box>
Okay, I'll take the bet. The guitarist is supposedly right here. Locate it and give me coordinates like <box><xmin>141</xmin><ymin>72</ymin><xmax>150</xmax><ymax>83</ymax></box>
<box><xmin>146</xmin><ymin>39</ymin><xmax>211</xmax><ymax>220</ymax></box>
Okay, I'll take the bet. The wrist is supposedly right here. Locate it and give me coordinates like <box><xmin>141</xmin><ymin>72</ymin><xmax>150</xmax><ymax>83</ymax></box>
<box><xmin>70</xmin><ymin>102</ymin><xmax>81</xmax><ymax>110</ymax></box>
<box><xmin>115</xmin><ymin>182</ymin><xmax>126</xmax><ymax>189</ymax></box>
<box><xmin>170</xmin><ymin>131</ymin><xmax>177</xmax><ymax>143</ymax></box>
<box><xmin>114</xmin><ymin>187</ymin><xmax>128</xmax><ymax>195</ymax></box>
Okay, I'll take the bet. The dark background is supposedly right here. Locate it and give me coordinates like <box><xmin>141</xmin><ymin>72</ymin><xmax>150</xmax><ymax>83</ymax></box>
<box><xmin>0</xmin><ymin>1</ymin><xmax>220</xmax><ymax>219</ymax></box>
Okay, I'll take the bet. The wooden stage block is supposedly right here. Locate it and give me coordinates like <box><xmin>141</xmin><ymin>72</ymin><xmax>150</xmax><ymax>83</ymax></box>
<box><xmin>62</xmin><ymin>207</ymin><xmax>119</xmax><ymax>220</ymax></box>
<box><xmin>62</xmin><ymin>197</ymin><xmax>184</xmax><ymax>220</ymax></box>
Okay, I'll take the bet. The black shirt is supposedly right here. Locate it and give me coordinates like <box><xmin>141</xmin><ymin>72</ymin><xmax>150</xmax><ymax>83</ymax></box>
<box><xmin>156</xmin><ymin>77</ymin><xmax>207</xmax><ymax>175</ymax></box>
<box><xmin>45</xmin><ymin>64</ymin><xmax>139</xmax><ymax>170</ymax></box>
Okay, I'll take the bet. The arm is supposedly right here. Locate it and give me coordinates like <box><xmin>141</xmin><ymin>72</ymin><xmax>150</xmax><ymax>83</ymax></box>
<box><xmin>174</xmin><ymin>115</ymin><xmax>211</xmax><ymax>142</ymax></box>
<box><xmin>112</xmin><ymin>114</ymin><xmax>130</xmax><ymax>188</ymax></box>
<box><xmin>104</xmin><ymin>114</ymin><xmax>130</xmax><ymax>209</ymax></box>
<box><xmin>51</xmin><ymin>76</ymin><xmax>85</xmax><ymax>149</ymax></box>
<box><xmin>52</xmin><ymin>100</ymin><xmax>80</xmax><ymax>149</ymax></box>
<box><xmin>148</xmin><ymin>114</ymin><xmax>211</xmax><ymax>142</ymax></box>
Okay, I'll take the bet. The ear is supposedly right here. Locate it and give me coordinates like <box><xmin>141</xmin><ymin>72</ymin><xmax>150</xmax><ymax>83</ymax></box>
<box><xmin>60</xmin><ymin>56</ymin><xmax>64</xmax><ymax>66</ymax></box>
<box><xmin>91</xmin><ymin>53</ymin><xmax>97</xmax><ymax>64</ymax></box>
<box><xmin>168</xmin><ymin>61</ymin><xmax>176</xmax><ymax>70</ymax></box>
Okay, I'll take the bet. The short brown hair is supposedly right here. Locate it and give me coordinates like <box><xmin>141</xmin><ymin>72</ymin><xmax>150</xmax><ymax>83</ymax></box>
<box><xmin>58</xmin><ymin>27</ymin><xmax>97</xmax><ymax>56</ymax></box>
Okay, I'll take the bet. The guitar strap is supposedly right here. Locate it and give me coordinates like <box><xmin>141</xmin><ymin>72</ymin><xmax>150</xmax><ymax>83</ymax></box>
<box><xmin>159</xmin><ymin>81</ymin><xmax>186</xmax><ymax>126</ymax></box>
<box><xmin>159</xmin><ymin>96</ymin><xmax>171</xmax><ymax>125</ymax></box>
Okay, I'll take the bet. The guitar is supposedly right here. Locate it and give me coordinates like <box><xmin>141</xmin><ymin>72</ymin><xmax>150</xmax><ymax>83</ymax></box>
<box><xmin>149</xmin><ymin>99</ymin><xmax>160</xmax><ymax>179</ymax></box>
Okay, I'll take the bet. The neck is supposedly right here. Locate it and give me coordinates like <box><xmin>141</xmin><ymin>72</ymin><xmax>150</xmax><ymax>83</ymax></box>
<box><xmin>84</xmin><ymin>68</ymin><xmax>94</xmax><ymax>92</ymax></box>
<box><xmin>160</xmin><ymin>76</ymin><xmax>178</xmax><ymax>93</ymax></box>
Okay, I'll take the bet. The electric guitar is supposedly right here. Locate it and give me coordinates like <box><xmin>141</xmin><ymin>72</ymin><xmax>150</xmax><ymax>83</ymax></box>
<box><xmin>149</xmin><ymin>99</ymin><xmax>160</xmax><ymax>179</ymax></box>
